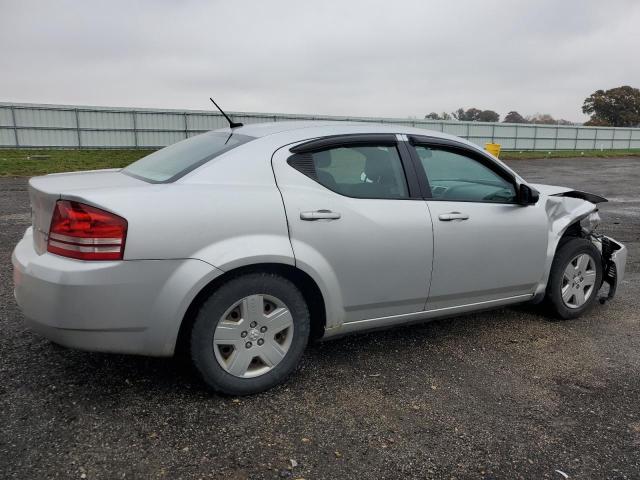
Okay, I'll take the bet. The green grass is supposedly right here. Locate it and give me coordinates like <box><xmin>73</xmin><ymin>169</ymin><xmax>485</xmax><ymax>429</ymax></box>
<box><xmin>0</xmin><ymin>149</ymin><xmax>156</xmax><ymax>177</ymax></box>
<box><xmin>500</xmin><ymin>149</ymin><xmax>640</xmax><ymax>160</ymax></box>
<box><xmin>1</xmin><ymin>147</ymin><xmax>639</xmax><ymax>177</ymax></box>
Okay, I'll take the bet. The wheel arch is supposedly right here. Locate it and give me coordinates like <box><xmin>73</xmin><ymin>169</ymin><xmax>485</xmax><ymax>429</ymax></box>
<box><xmin>174</xmin><ymin>263</ymin><xmax>327</xmax><ymax>357</ymax></box>
<box><xmin>557</xmin><ymin>218</ymin><xmax>583</xmax><ymax>246</ymax></box>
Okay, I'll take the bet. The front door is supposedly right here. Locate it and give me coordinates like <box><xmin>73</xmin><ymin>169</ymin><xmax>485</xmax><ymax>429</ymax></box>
<box><xmin>408</xmin><ymin>140</ymin><xmax>549</xmax><ymax>310</ymax></box>
<box><xmin>272</xmin><ymin>135</ymin><xmax>433</xmax><ymax>325</ymax></box>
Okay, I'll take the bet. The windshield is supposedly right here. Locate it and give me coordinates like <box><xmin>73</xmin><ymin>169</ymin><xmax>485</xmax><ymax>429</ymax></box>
<box><xmin>123</xmin><ymin>131</ymin><xmax>254</xmax><ymax>183</ymax></box>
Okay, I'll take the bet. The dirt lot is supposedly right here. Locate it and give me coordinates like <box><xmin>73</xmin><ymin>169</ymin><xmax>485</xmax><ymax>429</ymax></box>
<box><xmin>1</xmin><ymin>157</ymin><xmax>639</xmax><ymax>479</ymax></box>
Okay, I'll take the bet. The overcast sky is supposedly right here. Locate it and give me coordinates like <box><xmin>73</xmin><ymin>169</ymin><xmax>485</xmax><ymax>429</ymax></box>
<box><xmin>1</xmin><ymin>0</ymin><xmax>638</xmax><ymax>122</ymax></box>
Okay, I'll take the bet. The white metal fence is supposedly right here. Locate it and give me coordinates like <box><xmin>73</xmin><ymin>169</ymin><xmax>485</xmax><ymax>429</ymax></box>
<box><xmin>2</xmin><ymin>102</ymin><xmax>640</xmax><ymax>151</ymax></box>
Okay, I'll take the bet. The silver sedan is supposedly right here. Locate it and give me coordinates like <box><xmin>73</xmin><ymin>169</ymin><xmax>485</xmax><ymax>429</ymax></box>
<box><xmin>12</xmin><ymin>122</ymin><xmax>627</xmax><ymax>395</ymax></box>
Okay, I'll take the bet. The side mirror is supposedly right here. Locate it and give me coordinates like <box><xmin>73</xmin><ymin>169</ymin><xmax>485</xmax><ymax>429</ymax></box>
<box><xmin>518</xmin><ymin>184</ymin><xmax>539</xmax><ymax>205</ymax></box>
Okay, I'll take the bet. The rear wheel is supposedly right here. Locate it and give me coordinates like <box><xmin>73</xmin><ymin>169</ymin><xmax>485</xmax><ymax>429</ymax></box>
<box><xmin>190</xmin><ymin>273</ymin><xmax>310</xmax><ymax>395</ymax></box>
<box><xmin>546</xmin><ymin>238</ymin><xmax>603</xmax><ymax>319</ymax></box>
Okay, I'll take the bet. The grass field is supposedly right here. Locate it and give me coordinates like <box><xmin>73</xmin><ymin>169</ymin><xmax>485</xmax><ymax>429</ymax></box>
<box><xmin>501</xmin><ymin>149</ymin><xmax>640</xmax><ymax>160</ymax></box>
<box><xmin>0</xmin><ymin>148</ymin><xmax>638</xmax><ymax>176</ymax></box>
<box><xmin>0</xmin><ymin>149</ymin><xmax>156</xmax><ymax>177</ymax></box>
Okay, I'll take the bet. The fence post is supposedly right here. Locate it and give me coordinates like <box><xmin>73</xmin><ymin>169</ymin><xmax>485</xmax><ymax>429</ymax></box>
<box><xmin>574</xmin><ymin>127</ymin><xmax>579</xmax><ymax>150</ymax></box>
<box><xmin>629</xmin><ymin>129</ymin><xmax>633</xmax><ymax>150</ymax></box>
<box><xmin>183</xmin><ymin>112</ymin><xmax>189</xmax><ymax>139</ymax></box>
<box><xmin>553</xmin><ymin>125</ymin><xmax>558</xmax><ymax>150</ymax></box>
<box><xmin>74</xmin><ymin>108</ymin><xmax>81</xmax><ymax>149</ymax></box>
<box><xmin>10</xmin><ymin>105</ymin><xmax>19</xmax><ymax>147</ymax></box>
<box><xmin>533</xmin><ymin>125</ymin><xmax>538</xmax><ymax>150</ymax></box>
<box><xmin>132</xmin><ymin>111</ymin><xmax>138</xmax><ymax>148</ymax></box>
<box><xmin>593</xmin><ymin>129</ymin><xmax>598</xmax><ymax>150</ymax></box>
<box><xmin>491</xmin><ymin>123</ymin><xmax>495</xmax><ymax>143</ymax></box>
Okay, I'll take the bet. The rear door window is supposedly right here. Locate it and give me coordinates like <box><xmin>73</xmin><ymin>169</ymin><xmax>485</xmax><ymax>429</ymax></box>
<box><xmin>123</xmin><ymin>131</ymin><xmax>254</xmax><ymax>183</ymax></box>
<box><xmin>289</xmin><ymin>145</ymin><xmax>409</xmax><ymax>199</ymax></box>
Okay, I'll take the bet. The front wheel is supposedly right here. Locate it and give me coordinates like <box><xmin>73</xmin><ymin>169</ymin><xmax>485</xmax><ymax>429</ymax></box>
<box><xmin>190</xmin><ymin>273</ymin><xmax>310</xmax><ymax>395</ymax></box>
<box><xmin>546</xmin><ymin>238</ymin><xmax>603</xmax><ymax>319</ymax></box>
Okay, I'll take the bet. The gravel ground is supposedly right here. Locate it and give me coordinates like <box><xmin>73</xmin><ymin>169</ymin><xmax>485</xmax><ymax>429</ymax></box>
<box><xmin>1</xmin><ymin>157</ymin><xmax>639</xmax><ymax>480</ymax></box>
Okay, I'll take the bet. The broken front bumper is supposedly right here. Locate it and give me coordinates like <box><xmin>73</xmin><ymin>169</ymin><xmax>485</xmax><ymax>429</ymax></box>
<box><xmin>598</xmin><ymin>235</ymin><xmax>627</xmax><ymax>302</ymax></box>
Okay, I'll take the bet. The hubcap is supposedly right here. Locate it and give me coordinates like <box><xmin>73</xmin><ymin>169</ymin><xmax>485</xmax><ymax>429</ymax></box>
<box><xmin>213</xmin><ymin>294</ymin><xmax>294</xmax><ymax>378</ymax></box>
<box><xmin>561</xmin><ymin>253</ymin><xmax>597</xmax><ymax>309</ymax></box>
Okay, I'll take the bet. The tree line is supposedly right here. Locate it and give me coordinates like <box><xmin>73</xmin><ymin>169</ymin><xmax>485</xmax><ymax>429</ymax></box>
<box><xmin>424</xmin><ymin>85</ymin><xmax>640</xmax><ymax>127</ymax></box>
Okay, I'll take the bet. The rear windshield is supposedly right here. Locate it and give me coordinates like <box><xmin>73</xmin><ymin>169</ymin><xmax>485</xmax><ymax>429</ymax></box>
<box><xmin>123</xmin><ymin>131</ymin><xmax>254</xmax><ymax>183</ymax></box>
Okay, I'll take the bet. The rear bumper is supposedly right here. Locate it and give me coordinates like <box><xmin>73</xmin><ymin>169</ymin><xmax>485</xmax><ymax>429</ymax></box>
<box><xmin>12</xmin><ymin>228</ymin><xmax>222</xmax><ymax>356</ymax></box>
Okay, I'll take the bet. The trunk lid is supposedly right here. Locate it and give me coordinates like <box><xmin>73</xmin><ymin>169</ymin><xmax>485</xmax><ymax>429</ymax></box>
<box><xmin>29</xmin><ymin>169</ymin><xmax>145</xmax><ymax>254</ymax></box>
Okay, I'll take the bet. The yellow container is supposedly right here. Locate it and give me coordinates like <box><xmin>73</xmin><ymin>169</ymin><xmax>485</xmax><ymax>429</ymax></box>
<box><xmin>485</xmin><ymin>143</ymin><xmax>501</xmax><ymax>158</ymax></box>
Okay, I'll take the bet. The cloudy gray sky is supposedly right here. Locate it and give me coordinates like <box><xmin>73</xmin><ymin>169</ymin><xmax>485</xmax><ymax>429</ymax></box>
<box><xmin>1</xmin><ymin>0</ymin><xmax>639</xmax><ymax>122</ymax></box>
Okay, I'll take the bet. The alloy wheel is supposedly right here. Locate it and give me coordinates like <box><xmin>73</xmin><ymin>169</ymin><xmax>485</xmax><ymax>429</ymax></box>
<box><xmin>561</xmin><ymin>253</ymin><xmax>597</xmax><ymax>308</ymax></box>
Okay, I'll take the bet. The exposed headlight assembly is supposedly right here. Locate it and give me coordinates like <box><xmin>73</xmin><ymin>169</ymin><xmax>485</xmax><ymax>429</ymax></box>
<box><xmin>582</xmin><ymin>211</ymin><xmax>601</xmax><ymax>234</ymax></box>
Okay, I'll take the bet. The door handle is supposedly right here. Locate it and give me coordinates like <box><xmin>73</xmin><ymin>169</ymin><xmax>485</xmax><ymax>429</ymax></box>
<box><xmin>300</xmin><ymin>209</ymin><xmax>341</xmax><ymax>221</ymax></box>
<box><xmin>438</xmin><ymin>212</ymin><xmax>469</xmax><ymax>221</ymax></box>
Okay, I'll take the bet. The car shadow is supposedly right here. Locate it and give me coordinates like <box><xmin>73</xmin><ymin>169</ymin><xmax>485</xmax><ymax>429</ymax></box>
<box><xmin>33</xmin><ymin>303</ymin><xmax>555</xmax><ymax>399</ymax></box>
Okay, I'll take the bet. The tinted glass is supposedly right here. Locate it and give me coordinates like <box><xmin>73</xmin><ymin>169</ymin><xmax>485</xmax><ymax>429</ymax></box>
<box><xmin>123</xmin><ymin>131</ymin><xmax>253</xmax><ymax>182</ymax></box>
<box><xmin>311</xmin><ymin>145</ymin><xmax>408</xmax><ymax>199</ymax></box>
<box><xmin>416</xmin><ymin>146</ymin><xmax>516</xmax><ymax>202</ymax></box>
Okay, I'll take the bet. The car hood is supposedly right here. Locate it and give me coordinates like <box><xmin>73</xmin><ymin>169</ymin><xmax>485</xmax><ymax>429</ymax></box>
<box><xmin>530</xmin><ymin>183</ymin><xmax>608</xmax><ymax>204</ymax></box>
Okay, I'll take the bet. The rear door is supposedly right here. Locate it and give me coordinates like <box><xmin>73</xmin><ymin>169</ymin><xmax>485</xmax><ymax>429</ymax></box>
<box><xmin>272</xmin><ymin>134</ymin><xmax>433</xmax><ymax>325</ymax></box>
<box><xmin>406</xmin><ymin>136</ymin><xmax>549</xmax><ymax>310</ymax></box>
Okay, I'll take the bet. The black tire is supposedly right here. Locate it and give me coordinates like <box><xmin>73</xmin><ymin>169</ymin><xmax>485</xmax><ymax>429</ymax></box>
<box><xmin>190</xmin><ymin>273</ymin><xmax>310</xmax><ymax>395</ymax></box>
<box><xmin>546</xmin><ymin>237</ymin><xmax>603</xmax><ymax>319</ymax></box>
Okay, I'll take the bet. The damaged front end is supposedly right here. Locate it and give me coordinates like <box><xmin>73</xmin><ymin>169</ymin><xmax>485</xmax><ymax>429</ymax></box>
<box><xmin>533</xmin><ymin>184</ymin><xmax>628</xmax><ymax>304</ymax></box>
<box><xmin>554</xmin><ymin>190</ymin><xmax>627</xmax><ymax>304</ymax></box>
<box><xmin>554</xmin><ymin>190</ymin><xmax>627</xmax><ymax>303</ymax></box>
<box><xmin>586</xmin><ymin>229</ymin><xmax>627</xmax><ymax>304</ymax></box>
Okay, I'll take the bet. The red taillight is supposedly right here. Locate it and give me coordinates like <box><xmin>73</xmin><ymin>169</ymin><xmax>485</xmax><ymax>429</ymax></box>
<box><xmin>47</xmin><ymin>200</ymin><xmax>127</xmax><ymax>261</ymax></box>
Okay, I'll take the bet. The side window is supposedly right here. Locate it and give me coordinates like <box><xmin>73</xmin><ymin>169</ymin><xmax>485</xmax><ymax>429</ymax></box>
<box><xmin>290</xmin><ymin>145</ymin><xmax>409</xmax><ymax>199</ymax></box>
<box><xmin>415</xmin><ymin>146</ymin><xmax>516</xmax><ymax>203</ymax></box>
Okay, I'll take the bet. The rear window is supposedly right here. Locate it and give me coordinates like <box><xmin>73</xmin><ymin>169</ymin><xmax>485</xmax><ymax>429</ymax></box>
<box><xmin>123</xmin><ymin>131</ymin><xmax>254</xmax><ymax>183</ymax></box>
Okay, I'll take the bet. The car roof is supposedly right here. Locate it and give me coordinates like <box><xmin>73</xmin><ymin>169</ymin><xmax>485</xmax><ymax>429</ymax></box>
<box><xmin>185</xmin><ymin>120</ymin><xmax>521</xmax><ymax>185</ymax></box>
<box><xmin>205</xmin><ymin>121</ymin><xmax>523</xmax><ymax>184</ymax></box>
<box><xmin>215</xmin><ymin>120</ymin><xmax>466</xmax><ymax>144</ymax></box>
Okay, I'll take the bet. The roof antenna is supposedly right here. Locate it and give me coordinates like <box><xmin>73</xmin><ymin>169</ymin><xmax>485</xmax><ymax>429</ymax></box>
<box><xmin>209</xmin><ymin>97</ymin><xmax>243</xmax><ymax>129</ymax></box>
